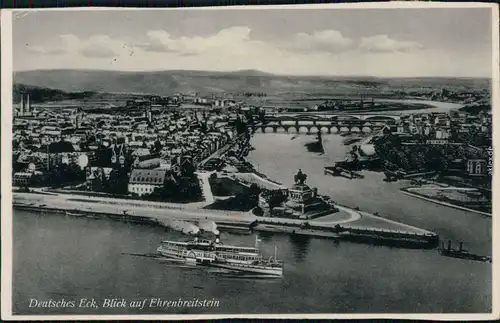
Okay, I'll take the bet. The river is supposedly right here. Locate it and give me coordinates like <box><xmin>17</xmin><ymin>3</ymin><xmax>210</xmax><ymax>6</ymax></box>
<box><xmin>276</xmin><ymin>99</ymin><xmax>463</xmax><ymax>115</ymax></box>
<box><xmin>376</xmin><ymin>99</ymin><xmax>464</xmax><ymax>114</ymax></box>
<box><xmin>12</xmin><ymin>130</ymin><xmax>491</xmax><ymax>315</ymax></box>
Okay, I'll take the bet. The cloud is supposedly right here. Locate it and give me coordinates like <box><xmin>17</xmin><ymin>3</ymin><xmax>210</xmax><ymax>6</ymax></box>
<box><xmin>25</xmin><ymin>28</ymin><xmax>424</xmax><ymax>63</ymax></box>
<box><xmin>24</xmin><ymin>27</ymin><xmax>472</xmax><ymax>77</ymax></box>
<box><xmin>359</xmin><ymin>34</ymin><xmax>424</xmax><ymax>53</ymax></box>
<box><xmin>77</xmin><ymin>35</ymin><xmax>127</xmax><ymax>58</ymax></box>
<box><xmin>26</xmin><ymin>46</ymin><xmax>67</xmax><ymax>55</ymax></box>
<box><xmin>138</xmin><ymin>26</ymin><xmax>259</xmax><ymax>56</ymax></box>
<box><xmin>27</xmin><ymin>34</ymin><xmax>130</xmax><ymax>59</ymax></box>
<box><xmin>25</xmin><ymin>35</ymin><xmax>71</xmax><ymax>55</ymax></box>
<box><xmin>284</xmin><ymin>30</ymin><xmax>354</xmax><ymax>53</ymax></box>
<box><xmin>62</xmin><ymin>34</ymin><xmax>128</xmax><ymax>58</ymax></box>
<box><xmin>137</xmin><ymin>30</ymin><xmax>180</xmax><ymax>53</ymax></box>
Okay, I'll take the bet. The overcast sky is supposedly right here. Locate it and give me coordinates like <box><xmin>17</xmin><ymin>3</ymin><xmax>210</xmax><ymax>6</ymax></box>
<box><xmin>12</xmin><ymin>8</ymin><xmax>494</xmax><ymax>77</ymax></box>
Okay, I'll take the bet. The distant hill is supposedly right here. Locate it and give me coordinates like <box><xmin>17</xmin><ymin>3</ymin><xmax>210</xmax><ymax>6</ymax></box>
<box><xmin>229</xmin><ymin>69</ymin><xmax>275</xmax><ymax>77</ymax></box>
<box><xmin>13</xmin><ymin>83</ymin><xmax>97</xmax><ymax>104</ymax></box>
<box><xmin>13</xmin><ymin>69</ymin><xmax>490</xmax><ymax>98</ymax></box>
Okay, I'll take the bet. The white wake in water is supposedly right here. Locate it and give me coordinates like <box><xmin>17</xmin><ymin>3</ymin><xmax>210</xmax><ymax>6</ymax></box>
<box><xmin>155</xmin><ymin>218</ymin><xmax>200</xmax><ymax>235</ymax></box>
<box><xmin>198</xmin><ymin>220</ymin><xmax>220</xmax><ymax>235</ymax></box>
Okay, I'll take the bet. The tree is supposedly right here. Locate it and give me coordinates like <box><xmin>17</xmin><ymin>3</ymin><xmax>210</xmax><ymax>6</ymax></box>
<box><xmin>249</xmin><ymin>183</ymin><xmax>261</xmax><ymax>196</ymax></box>
<box><xmin>94</xmin><ymin>145</ymin><xmax>113</xmax><ymax>167</ymax></box>
<box><xmin>264</xmin><ymin>190</ymin><xmax>288</xmax><ymax>213</ymax></box>
<box><xmin>30</xmin><ymin>173</ymin><xmax>46</xmax><ymax>187</ymax></box>
<box><xmin>48</xmin><ymin>141</ymin><xmax>75</xmax><ymax>153</ymax></box>
<box><xmin>253</xmin><ymin>206</ymin><xmax>264</xmax><ymax>217</ymax></box>
<box><xmin>47</xmin><ymin>166</ymin><xmax>64</xmax><ymax>185</ymax></box>
<box><xmin>153</xmin><ymin>140</ymin><xmax>163</xmax><ymax>153</ymax></box>
<box><xmin>247</xmin><ymin>183</ymin><xmax>262</xmax><ymax>205</ymax></box>
<box><xmin>108</xmin><ymin>169</ymin><xmax>128</xmax><ymax>195</ymax></box>
<box><xmin>180</xmin><ymin>160</ymin><xmax>196</xmax><ymax>178</ymax></box>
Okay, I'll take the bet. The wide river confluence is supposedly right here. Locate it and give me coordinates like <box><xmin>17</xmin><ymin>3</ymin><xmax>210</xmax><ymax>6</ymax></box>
<box><xmin>12</xmin><ymin>101</ymin><xmax>491</xmax><ymax>315</ymax></box>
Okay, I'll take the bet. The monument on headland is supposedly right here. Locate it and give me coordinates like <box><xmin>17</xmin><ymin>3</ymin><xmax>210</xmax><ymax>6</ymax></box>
<box><xmin>257</xmin><ymin>169</ymin><xmax>338</xmax><ymax>219</ymax></box>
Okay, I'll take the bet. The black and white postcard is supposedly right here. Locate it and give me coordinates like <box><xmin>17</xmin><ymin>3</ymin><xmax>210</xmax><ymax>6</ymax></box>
<box><xmin>1</xmin><ymin>3</ymin><xmax>499</xmax><ymax>320</ymax></box>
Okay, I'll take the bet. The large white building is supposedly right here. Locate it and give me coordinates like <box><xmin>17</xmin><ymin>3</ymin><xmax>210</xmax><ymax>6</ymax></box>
<box><xmin>128</xmin><ymin>169</ymin><xmax>167</xmax><ymax>196</ymax></box>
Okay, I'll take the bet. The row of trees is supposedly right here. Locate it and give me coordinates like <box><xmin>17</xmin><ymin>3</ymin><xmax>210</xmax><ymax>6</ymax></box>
<box><xmin>28</xmin><ymin>163</ymin><xmax>85</xmax><ymax>187</ymax></box>
<box><xmin>146</xmin><ymin>176</ymin><xmax>203</xmax><ymax>203</ymax></box>
<box><xmin>374</xmin><ymin>134</ymin><xmax>486</xmax><ymax>172</ymax></box>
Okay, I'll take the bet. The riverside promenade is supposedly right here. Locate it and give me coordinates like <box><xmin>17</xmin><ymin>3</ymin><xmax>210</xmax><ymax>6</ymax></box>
<box><xmin>13</xmin><ymin>187</ymin><xmax>438</xmax><ymax>247</ymax></box>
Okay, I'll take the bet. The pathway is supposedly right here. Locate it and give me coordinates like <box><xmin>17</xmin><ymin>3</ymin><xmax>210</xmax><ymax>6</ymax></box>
<box><xmin>196</xmin><ymin>171</ymin><xmax>216</xmax><ymax>204</ymax></box>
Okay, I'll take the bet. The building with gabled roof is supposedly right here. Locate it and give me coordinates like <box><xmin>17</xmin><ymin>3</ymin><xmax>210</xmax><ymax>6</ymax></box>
<box><xmin>128</xmin><ymin>168</ymin><xmax>167</xmax><ymax>196</ymax></box>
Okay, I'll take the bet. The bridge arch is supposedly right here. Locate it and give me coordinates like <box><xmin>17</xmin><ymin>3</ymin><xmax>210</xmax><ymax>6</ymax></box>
<box><xmin>362</xmin><ymin>126</ymin><xmax>372</xmax><ymax>133</ymax></box>
<box><xmin>298</xmin><ymin>126</ymin><xmax>309</xmax><ymax>134</ymax></box>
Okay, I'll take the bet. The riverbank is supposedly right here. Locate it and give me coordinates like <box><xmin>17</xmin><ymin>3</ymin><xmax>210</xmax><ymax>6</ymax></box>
<box><xmin>331</xmin><ymin>102</ymin><xmax>435</xmax><ymax>114</ymax></box>
<box><xmin>268</xmin><ymin>98</ymin><xmax>463</xmax><ymax>116</ymax></box>
<box><xmin>401</xmin><ymin>187</ymin><xmax>492</xmax><ymax>217</ymax></box>
<box><xmin>13</xmin><ymin>185</ymin><xmax>439</xmax><ymax>248</ymax></box>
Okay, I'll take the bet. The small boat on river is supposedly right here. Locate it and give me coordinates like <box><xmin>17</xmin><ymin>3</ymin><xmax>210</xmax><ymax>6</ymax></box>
<box><xmin>438</xmin><ymin>240</ymin><xmax>491</xmax><ymax>263</ymax></box>
<box><xmin>65</xmin><ymin>211</ymin><xmax>86</xmax><ymax>217</ymax></box>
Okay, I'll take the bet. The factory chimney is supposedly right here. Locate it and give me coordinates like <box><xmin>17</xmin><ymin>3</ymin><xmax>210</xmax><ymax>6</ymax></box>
<box><xmin>20</xmin><ymin>95</ymin><xmax>24</xmax><ymax>116</ymax></box>
<box><xmin>26</xmin><ymin>94</ymin><xmax>31</xmax><ymax>115</ymax></box>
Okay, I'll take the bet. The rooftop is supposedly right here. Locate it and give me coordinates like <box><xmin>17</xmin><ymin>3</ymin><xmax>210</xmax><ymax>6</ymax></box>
<box><xmin>129</xmin><ymin>168</ymin><xmax>167</xmax><ymax>185</ymax></box>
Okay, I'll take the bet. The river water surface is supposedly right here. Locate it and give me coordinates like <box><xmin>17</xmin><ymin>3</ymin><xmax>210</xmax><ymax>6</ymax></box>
<box><xmin>12</xmin><ymin>131</ymin><xmax>491</xmax><ymax>315</ymax></box>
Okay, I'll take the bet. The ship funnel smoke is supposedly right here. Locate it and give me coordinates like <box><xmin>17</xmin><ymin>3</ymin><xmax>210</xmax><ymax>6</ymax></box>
<box><xmin>156</xmin><ymin>218</ymin><xmax>200</xmax><ymax>235</ymax></box>
<box><xmin>198</xmin><ymin>220</ymin><xmax>220</xmax><ymax>235</ymax></box>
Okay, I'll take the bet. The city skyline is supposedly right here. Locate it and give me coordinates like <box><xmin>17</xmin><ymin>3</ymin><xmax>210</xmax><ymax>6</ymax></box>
<box><xmin>13</xmin><ymin>8</ymin><xmax>493</xmax><ymax>78</ymax></box>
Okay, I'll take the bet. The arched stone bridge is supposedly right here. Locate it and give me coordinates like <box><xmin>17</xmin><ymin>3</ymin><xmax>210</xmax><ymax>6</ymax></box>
<box><xmin>257</xmin><ymin>114</ymin><xmax>400</xmax><ymax>134</ymax></box>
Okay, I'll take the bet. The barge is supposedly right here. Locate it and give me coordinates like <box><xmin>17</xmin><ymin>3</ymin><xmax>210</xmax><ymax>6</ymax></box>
<box><xmin>439</xmin><ymin>240</ymin><xmax>492</xmax><ymax>263</ymax></box>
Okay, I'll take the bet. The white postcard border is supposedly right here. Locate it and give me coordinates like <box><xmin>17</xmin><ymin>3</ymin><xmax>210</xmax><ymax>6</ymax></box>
<box><xmin>1</xmin><ymin>2</ymin><xmax>499</xmax><ymax>320</ymax></box>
